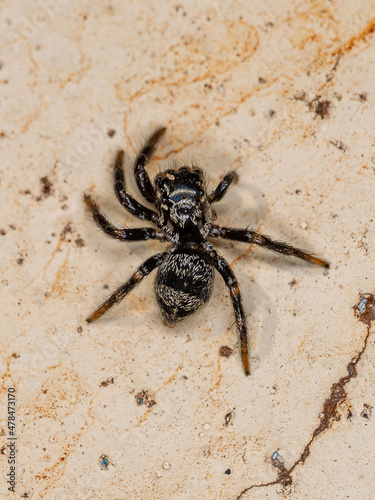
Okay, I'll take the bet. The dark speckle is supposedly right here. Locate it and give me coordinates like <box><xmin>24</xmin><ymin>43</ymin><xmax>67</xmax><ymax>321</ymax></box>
<box><xmin>107</xmin><ymin>129</ymin><xmax>116</xmax><ymax>137</ymax></box>
<box><xmin>219</xmin><ymin>345</ymin><xmax>233</xmax><ymax>358</ymax></box>
<box><xmin>312</xmin><ymin>98</ymin><xmax>331</xmax><ymax>119</ymax></box>
<box><xmin>358</xmin><ymin>92</ymin><xmax>367</xmax><ymax>102</ymax></box>
<box><xmin>75</xmin><ymin>237</ymin><xmax>85</xmax><ymax>247</ymax></box>
<box><xmin>40</xmin><ymin>176</ymin><xmax>53</xmax><ymax>198</ymax></box>
<box><xmin>360</xmin><ymin>404</ymin><xmax>372</xmax><ymax>419</ymax></box>
<box><xmin>100</xmin><ymin>377</ymin><xmax>114</xmax><ymax>387</ymax></box>
<box><xmin>329</xmin><ymin>140</ymin><xmax>348</xmax><ymax>152</ymax></box>
<box><xmin>294</xmin><ymin>93</ymin><xmax>331</xmax><ymax>119</ymax></box>
<box><xmin>17</xmin><ymin>258</ymin><xmax>24</xmax><ymax>265</ymax></box>
<box><xmin>224</xmin><ymin>410</ymin><xmax>234</xmax><ymax>426</ymax></box>
<box><xmin>135</xmin><ymin>390</ymin><xmax>156</xmax><ymax>407</ymax></box>
<box><xmin>60</xmin><ymin>222</ymin><xmax>73</xmax><ymax>240</ymax></box>
<box><xmin>225</xmin><ymin>468</ymin><xmax>231</xmax><ymax>475</ymax></box>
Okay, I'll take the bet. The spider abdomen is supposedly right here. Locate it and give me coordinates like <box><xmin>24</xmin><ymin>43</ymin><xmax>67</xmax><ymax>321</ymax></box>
<box><xmin>155</xmin><ymin>249</ymin><xmax>214</xmax><ymax>325</ymax></box>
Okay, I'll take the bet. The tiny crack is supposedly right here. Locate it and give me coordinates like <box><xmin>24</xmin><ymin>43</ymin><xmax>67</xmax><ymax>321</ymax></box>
<box><xmin>236</xmin><ymin>293</ymin><xmax>374</xmax><ymax>499</ymax></box>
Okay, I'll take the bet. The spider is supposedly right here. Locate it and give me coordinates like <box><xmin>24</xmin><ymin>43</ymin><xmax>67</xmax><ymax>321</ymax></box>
<box><xmin>84</xmin><ymin>128</ymin><xmax>329</xmax><ymax>376</ymax></box>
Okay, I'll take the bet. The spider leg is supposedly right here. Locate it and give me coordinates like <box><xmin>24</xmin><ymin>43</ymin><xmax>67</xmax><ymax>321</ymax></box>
<box><xmin>210</xmin><ymin>226</ymin><xmax>329</xmax><ymax>267</ymax></box>
<box><xmin>84</xmin><ymin>194</ymin><xmax>165</xmax><ymax>242</ymax></box>
<box><xmin>208</xmin><ymin>171</ymin><xmax>238</xmax><ymax>204</ymax></box>
<box><xmin>134</xmin><ymin>127</ymin><xmax>166</xmax><ymax>205</ymax></box>
<box><xmin>205</xmin><ymin>245</ymin><xmax>250</xmax><ymax>376</ymax></box>
<box><xmin>86</xmin><ymin>252</ymin><xmax>169</xmax><ymax>323</ymax></box>
<box><xmin>114</xmin><ymin>150</ymin><xmax>158</xmax><ymax>223</ymax></box>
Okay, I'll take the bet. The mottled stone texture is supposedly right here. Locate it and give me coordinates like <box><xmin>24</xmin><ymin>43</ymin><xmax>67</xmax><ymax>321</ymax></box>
<box><xmin>0</xmin><ymin>0</ymin><xmax>374</xmax><ymax>498</ymax></box>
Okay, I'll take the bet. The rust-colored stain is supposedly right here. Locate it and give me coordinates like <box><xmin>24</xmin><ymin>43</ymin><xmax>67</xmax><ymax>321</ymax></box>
<box><xmin>117</xmin><ymin>18</ymin><xmax>259</xmax><ymax>144</ymax></box>
<box><xmin>27</xmin><ymin>222</ymin><xmax>74</xmax><ymax>288</ymax></box>
<box><xmin>50</xmin><ymin>247</ymin><xmax>71</xmax><ymax>296</ymax></box>
<box><xmin>236</xmin><ymin>294</ymin><xmax>375</xmax><ymax>497</ymax></box>
<box><xmin>333</xmin><ymin>17</ymin><xmax>375</xmax><ymax>56</ymax></box>
<box><xmin>26</xmin><ymin>364</ymin><xmax>82</xmax><ymax>419</ymax></box>
<box><xmin>230</xmin><ymin>245</ymin><xmax>254</xmax><ymax>268</ymax></box>
<box><xmin>209</xmin><ymin>356</ymin><xmax>223</xmax><ymax>392</ymax></box>
<box><xmin>0</xmin><ymin>355</ymin><xmax>13</xmax><ymax>394</ymax></box>
<box><xmin>119</xmin><ymin>19</ymin><xmax>258</xmax><ymax>102</ymax></box>
<box><xmin>35</xmin><ymin>399</ymin><xmax>94</xmax><ymax>498</ymax></box>
<box><xmin>354</xmin><ymin>293</ymin><xmax>375</xmax><ymax>326</ymax></box>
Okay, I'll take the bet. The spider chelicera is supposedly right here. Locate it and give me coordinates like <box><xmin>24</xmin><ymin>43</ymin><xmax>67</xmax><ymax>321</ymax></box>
<box><xmin>84</xmin><ymin>128</ymin><xmax>329</xmax><ymax>376</ymax></box>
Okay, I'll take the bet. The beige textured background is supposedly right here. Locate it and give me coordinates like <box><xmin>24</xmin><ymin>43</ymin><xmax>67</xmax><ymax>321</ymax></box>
<box><xmin>1</xmin><ymin>0</ymin><xmax>375</xmax><ymax>498</ymax></box>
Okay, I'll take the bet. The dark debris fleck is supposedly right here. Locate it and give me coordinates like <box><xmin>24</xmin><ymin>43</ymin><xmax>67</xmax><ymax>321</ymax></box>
<box><xmin>219</xmin><ymin>345</ymin><xmax>233</xmax><ymax>358</ymax></box>
<box><xmin>100</xmin><ymin>377</ymin><xmax>114</xmax><ymax>387</ymax></box>
<box><xmin>135</xmin><ymin>390</ymin><xmax>156</xmax><ymax>408</ymax></box>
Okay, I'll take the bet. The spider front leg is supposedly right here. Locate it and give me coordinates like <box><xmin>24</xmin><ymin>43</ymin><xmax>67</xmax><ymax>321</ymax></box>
<box><xmin>86</xmin><ymin>252</ymin><xmax>169</xmax><ymax>323</ymax></box>
<box><xmin>205</xmin><ymin>246</ymin><xmax>250</xmax><ymax>376</ymax></box>
<box><xmin>210</xmin><ymin>226</ymin><xmax>329</xmax><ymax>268</ymax></box>
<box><xmin>134</xmin><ymin>127</ymin><xmax>166</xmax><ymax>205</ymax></box>
<box><xmin>84</xmin><ymin>194</ymin><xmax>164</xmax><ymax>242</ymax></box>
<box><xmin>113</xmin><ymin>150</ymin><xmax>159</xmax><ymax>223</ymax></box>
<box><xmin>209</xmin><ymin>171</ymin><xmax>238</xmax><ymax>203</ymax></box>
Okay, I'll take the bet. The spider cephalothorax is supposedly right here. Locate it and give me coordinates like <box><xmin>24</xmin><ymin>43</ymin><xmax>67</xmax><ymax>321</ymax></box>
<box><xmin>85</xmin><ymin>127</ymin><xmax>329</xmax><ymax>376</ymax></box>
<box><xmin>155</xmin><ymin>167</ymin><xmax>212</xmax><ymax>245</ymax></box>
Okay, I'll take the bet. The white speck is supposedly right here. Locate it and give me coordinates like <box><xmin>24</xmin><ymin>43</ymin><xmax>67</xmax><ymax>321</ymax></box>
<box><xmin>156</xmin><ymin>471</ymin><xmax>162</xmax><ymax>478</ymax></box>
<box><xmin>202</xmin><ymin>423</ymin><xmax>210</xmax><ymax>431</ymax></box>
<box><xmin>162</xmin><ymin>461</ymin><xmax>171</xmax><ymax>470</ymax></box>
<box><xmin>199</xmin><ymin>432</ymin><xmax>205</xmax><ymax>438</ymax></box>
<box><xmin>300</xmin><ymin>221</ymin><xmax>308</xmax><ymax>230</ymax></box>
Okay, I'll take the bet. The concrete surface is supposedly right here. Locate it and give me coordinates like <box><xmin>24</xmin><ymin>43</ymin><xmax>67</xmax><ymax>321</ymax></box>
<box><xmin>1</xmin><ymin>0</ymin><xmax>375</xmax><ymax>498</ymax></box>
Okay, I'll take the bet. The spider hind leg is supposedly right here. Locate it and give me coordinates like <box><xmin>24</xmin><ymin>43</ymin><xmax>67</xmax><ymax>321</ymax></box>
<box><xmin>87</xmin><ymin>252</ymin><xmax>168</xmax><ymax>323</ymax></box>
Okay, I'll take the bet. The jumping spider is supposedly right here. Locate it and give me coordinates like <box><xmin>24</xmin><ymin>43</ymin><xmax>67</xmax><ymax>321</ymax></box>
<box><xmin>84</xmin><ymin>128</ymin><xmax>329</xmax><ymax>375</ymax></box>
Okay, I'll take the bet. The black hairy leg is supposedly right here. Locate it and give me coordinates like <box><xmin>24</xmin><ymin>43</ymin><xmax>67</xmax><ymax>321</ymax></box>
<box><xmin>204</xmin><ymin>245</ymin><xmax>250</xmax><ymax>376</ymax></box>
<box><xmin>209</xmin><ymin>171</ymin><xmax>238</xmax><ymax>204</ymax></box>
<box><xmin>86</xmin><ymin>252</ymin><xmax>169</xmax><ymax>323</ymax></box>
<box><xmin>113</xmin><ymin>150</ymin><xmax>158</xmax><ymax>223</ymax></box>
<box><xmin>210</xmin><ymin>226</ymin><xmax>329</xmax><ymax>268</ymax></box>
<box><xmin>84</xmin><ymin>194</ymin><xmax>164</xmax><ymax>242</ymax></box>
<box><xmin>134</xmin><ymin>127</ymin><xmax>166</xmax><ymax>205</ymax></box>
